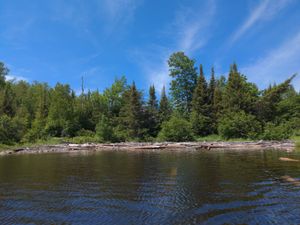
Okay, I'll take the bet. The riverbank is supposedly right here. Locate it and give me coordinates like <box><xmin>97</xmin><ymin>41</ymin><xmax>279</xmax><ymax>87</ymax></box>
<box><xmin>0</xmin><ymin>140</ymin><xmax>296</xmax><ymax>156</ymax></box>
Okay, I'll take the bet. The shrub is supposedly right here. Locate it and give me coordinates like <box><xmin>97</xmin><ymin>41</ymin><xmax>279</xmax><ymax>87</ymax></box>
<box><xmin>158</xmin><ymin>116</ymin><xmax>194</xmax><ymax>142</ymax></box>
<box><xmin>76</xmin><ymin>129</ymin><xmax>95</xmax><ymax>137</ymax></box>
<box><xmin>69</xmin><ymin>136</ymin><xmax>98</xmax><ymax>144</ymax></box>
<box><xmin>218</xmin><ymin>111</ymin><xmax>261</xmax><ymax>139</ymax></box>
<box><xmin>96</xmin><ymin>115</ymin><xmax>115</xmax><ymax>142</ymax></box>
<box><xmin>261</xmin><ymin>122</ymin><xmax>293</xmax><ymax>140</ymax></box>
<box><xmin>190</xmin><ymin>111</ymin><xmax>211</xmax><ymax>136</ymax></box>
<box><xmin>0</xmin><ymin>115</ymin><xmax>26</xmax><ymax>144</ymax></box>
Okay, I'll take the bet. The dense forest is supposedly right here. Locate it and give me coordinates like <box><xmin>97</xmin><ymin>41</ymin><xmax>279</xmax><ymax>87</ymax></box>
<box><xmin>0</xmin><ymin>52</ymin><xmax>299</xmax><ymax>145</ymax></box>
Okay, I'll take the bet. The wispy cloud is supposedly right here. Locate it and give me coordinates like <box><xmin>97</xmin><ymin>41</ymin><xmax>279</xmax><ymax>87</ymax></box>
<box><xmin>132</xmin><ymin>0</ymin><xmax>216</xmax><ymax>92</ymax></box>
<box><xmin>241</xmin><ymin>30</ymin><xmax>300</xmax><ymax>91</ymax></box>
<box><xmin>97</xmin><ymin>0</ymin><xmax>142</xmax><ymax>36</ymax></box>
<box><xmin>174</xmin><ymin>2</ymin><xmax>216</xmax><ymax>54</ymax></box>
<box><xmin>229</xmin><ymin>0</ymin><xmax>292</xmax><ymax>44</ymax></box>
<box><xmin>6</xmin><ymin>75</ymin><xmax>28</xmax><ymax>82</ymax></box>
<box><xmin>130</xmin><ymin>45</ymin><xmax>171</xmax><ymax>92</ymax></box>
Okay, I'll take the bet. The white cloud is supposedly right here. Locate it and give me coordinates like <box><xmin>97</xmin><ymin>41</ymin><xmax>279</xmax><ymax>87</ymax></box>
<box><xmin>98</xmin><ymin>0</ymin><xmax>142</xmax><ymax>35</ymax></box>
<box><xmin>241</xmin><ymin>31</ymin><xmax>300</xmax><ymax>91</ymax></box>
<box><xmin>6</xmin><ymin>75</ymin><xmax>28</xmax><ymax>82</ymax></box>
<box><xmin>229</xmin><ymin>0</ymin><xmax>292</xmax><ymax>44</ymax></box>
<box><xmin>49</xmin><ymin>0</ymin><xmax>142</xmax><ymax>46</ymax></box>
<box><xmin>175</xmin><ymin>1</ymin><xmax>216</xmax><ymax>54</ymax></box>
<box><xmin>132</xmin><ymin>0</ymin><xmax>216</xmax><ymax>92</ymax></box>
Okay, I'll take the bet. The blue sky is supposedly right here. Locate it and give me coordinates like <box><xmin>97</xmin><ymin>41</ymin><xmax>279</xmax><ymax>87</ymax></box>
<box><xmin>1</xmin><ymin>0</ymin><xmax>300</xmax><ymax>94</ymax></box>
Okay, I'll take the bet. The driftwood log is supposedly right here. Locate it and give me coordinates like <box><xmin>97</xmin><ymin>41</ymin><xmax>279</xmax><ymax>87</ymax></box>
<box><xmin>0</xmin><ymin>140</ymin><xmax>296</xmax><ymax>156</ymax></box>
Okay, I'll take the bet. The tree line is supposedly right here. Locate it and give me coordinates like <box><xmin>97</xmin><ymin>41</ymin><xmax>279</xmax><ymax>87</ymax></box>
<box><xmin>0</xmin><ymin>52</ymin><xmax>299</xmax><ymax>144</ymax></box>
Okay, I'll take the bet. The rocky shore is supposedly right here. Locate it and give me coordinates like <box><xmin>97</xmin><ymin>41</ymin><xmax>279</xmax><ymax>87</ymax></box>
<box><xmin>0</xmin><ymin>140</ymin><xmax>296</xmax><ymax>156</ymax></box>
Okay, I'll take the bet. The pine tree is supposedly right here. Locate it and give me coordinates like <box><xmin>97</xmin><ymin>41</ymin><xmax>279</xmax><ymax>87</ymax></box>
<box><xmin>208</xmin><ymin>67</ymin><xmax>217</xmax><ymax>133</ymax></box>
<box><xmin>223</xmin><ymin>63</ymin><xmax>259</xmax><ymax>114</ymax></box>
<box><xmin>213</xmin><ymin>76</ymin><xmax>226</xmax><ymax>119</ymax></box>
<box><xmin>146</xmin><ymin>85</ymin><xmax>159</xmax><ymax>137</ymax></box>
<box><xmin>75</xmin><ymin>90</ymin><xmax>95</xmax><ymax>132</ymax></box>
<box><xmin>190</xmin><ymin>64</ymin><xmax>210</xmax><ymax>136</ymax></box>
<box><xmin>208</xmin><ymin>67</ymin><xmax>216</xmax><ymax>105</ymax></box>
<box><xmin>192</xmin><ymin>65</ymin><xmax>208</xmax><ymax>112</ymax></box>
<box><xmin>0</xmin><ymin>62</ymin><xmax>8</xmax><ymax>88</ymax></box>
<box><xmin>148</xmin><ymin>85</ymin><xmax>158</xmax><ymax>110</ymax></box>
<box><xmin>256</xmin><ymin>74</ymin><xmax>296</xmax><ymax>122</ymax></box>
<box><xmin>119</xmin><ymin>82</ymin><xmax>145</xmax><ymax>140</ymax></box>
<box><xmin>159</xmin><ymin>86</ymin><xmax>171</xmax><ymax>124</ymax></box>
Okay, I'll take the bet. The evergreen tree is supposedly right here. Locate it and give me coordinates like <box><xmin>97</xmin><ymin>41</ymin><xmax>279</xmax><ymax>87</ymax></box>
<box><xmin>208</xmin><ymin>67</ymin><xmax>216</xmax><ymax>105</ymax></box>
<box><xmin>146</xmin><ymin>85</ymin><xmax>159</xmax><ymax>137</ymax></box>
<box><xmin>190</xmin><ymin>64</ymin><xmax>210</xmax><ymax>136</ymax></box>
<box><xmin>119</xmin><ymin>82</ymin><xmax>145</xmax><ymax>140</ymax></box>
<box><xmin>208</xmin><ymin>67</ymin><xmax>217</xmax><ymax>133</ymax></box>
<box><xmin>159</xmin><ymin>86</ymin><xmax>171</xmax><ymax>124</ymax></box>
<box><xmin>223</xmin><ymin>63</ymin><xmax>259</xmax><ymax>114</ymax></box>
<box><xmin>0</xmin><ymin>62</ymin><xmax>8</xmax><ymax>88</ymax></box>
<box><xmin>148</xmin><ymin>85</ymin><xmax>158</xmax><ymax>109</ymax></box>
<box><xmin>0</xmin><ymin>58</ymin><xmax>299</xmax><ymax>144</ymax></box>
<box><xmin>213</xmin><ymin>75</ymin><xmax>226</xmax><ymax>119</ymax></box>
<box><xmin>75</xmin><ymin>90</ymin><xmax>95</xmax><ymax>132</ymax></box>
<box><xmin>255</xmin><ymin>74</ymin><xmax>296</xmax><ymax>123</ymax></box>
<box><xmin>168</xmin><ymin>52</ymin><xmax>197</xmax><ymax>116</ymax></box>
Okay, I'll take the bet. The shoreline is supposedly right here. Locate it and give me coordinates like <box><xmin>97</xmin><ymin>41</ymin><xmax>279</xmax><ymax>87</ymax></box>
<box><xmin>0</xmin><ymin>140</ymin><xmax>296</xmax><ymax>156</ymax></box>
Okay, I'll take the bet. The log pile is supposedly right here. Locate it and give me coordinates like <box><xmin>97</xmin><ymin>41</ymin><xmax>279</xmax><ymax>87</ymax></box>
<box><xmin>0</xmin><ymin>140</ymin><xmax>295</xmax><ymax>156</ymax></box>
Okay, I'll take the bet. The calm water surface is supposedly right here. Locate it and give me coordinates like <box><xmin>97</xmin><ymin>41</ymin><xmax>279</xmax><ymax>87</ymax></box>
<box><xmin>0</xmin><ymin>150</ymin><xmax>300</xmax><ymax>224</ymax></box>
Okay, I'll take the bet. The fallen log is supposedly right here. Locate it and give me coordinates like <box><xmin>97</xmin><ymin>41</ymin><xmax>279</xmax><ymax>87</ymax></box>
<box><xmin>279</xmin><ymin>157</ymin><xmax>300</xmax><ymax>162</ymax></box>
<box><xmin>281</xmin><ymin>175</ymin><xmax>300</xmax><ymax>186</ymax></box>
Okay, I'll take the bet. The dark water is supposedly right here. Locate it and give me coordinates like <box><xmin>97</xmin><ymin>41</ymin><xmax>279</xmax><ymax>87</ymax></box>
<box><xmin>0</xmin><ymin>150</ymin><xmax>300</xmax><ymax>224</ymax></box>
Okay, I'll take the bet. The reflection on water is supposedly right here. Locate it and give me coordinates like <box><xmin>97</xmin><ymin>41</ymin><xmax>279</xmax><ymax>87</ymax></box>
<box><xmin>0</xmin><ymin>150</ymin><xmax>300</xmax><ymax>224</ymax></box>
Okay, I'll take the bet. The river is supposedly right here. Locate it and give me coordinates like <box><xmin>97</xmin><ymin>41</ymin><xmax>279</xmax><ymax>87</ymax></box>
<box><xmin>0</xmin><ymin>150</ymin><xmax>300</xmax><ymax>224</ymax></box>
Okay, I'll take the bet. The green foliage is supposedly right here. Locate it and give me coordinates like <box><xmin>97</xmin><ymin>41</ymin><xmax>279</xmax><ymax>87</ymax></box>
<box><xmin>218</xmin><ymin>111</ymin><xmax>262</xmax><ymax>139</ymax></box>
<box><xmin>96</xmin><ymin>115</ymin><xmax>114</xmax><ymax>142</ymax></box>
<box><xmin>213</xmin><ymin>76</ymin><xmax>226</xmax><ymax>119</ymax></box>
<box><xmin>45</xmin><ymin>83</ymin><xmax>77</xmax><ymax>137</ymax></box>
<box><xmin>76</xmin><ymin>129</ymin><xmax>95</xmax><ymax>137</ymax></box>
<box><xmin>145</xmin><ymin>85</ymin><xmax>159</xmax><ymax>137</ymax></box>
<box><xmin>191</xmin><ymin>65</ymin><xmax>208</xmax><ymax>114</ymax></box>
<box><xmin>0</xmin><ymin>59</ymin><xmax>299</xmax><ymax>145</ymax></box>
<box><xmin>223</xmin><ymin>64</ymin><xmax>259</xmax><ymax>114</ymax></box>
<box><xmin>75</xmin><ymin>91</ymin><xmax>95</xmax><ymax>131</ymax></box>
<box><xmin>190</xmin><ymin>111</ymin><xmax>211</xmax><ymax>136</ymax></box>
<box><xmin>0</xmin><ymin>115</ymin><xmax>26</xmax><ymax>144</ymax></box>
<box><xmin>207</xmin><ymin>68</ymin><xmax>217</xmax><ymax>133</ymax></box>
<box><xmin>1</xmin><ymin>82</ymin><xmax>17</xmax><ymax>116</ymax></box>
<box><xmin>255</xmin><ymin>74</ymin><xmax>296</xmax><ymax>122</ymax></box>
<box><xmin>191</xmin><ymin>64</ymin><xmax>211</xmax><ymax>135</ymax></box>
<box><xmin>168</xmin><ymin>52</ymin><xmax>197</xmax><ymax>116</ymax></box>
<box><xmin>208</xmin><ymin>67</ymin><xmax>216</xmax><ymax>105</ymax></box>
<box><xmin>103</xmin><ymin>76</ymin><xmax>128</xmax><ymax>117</ymax></box>
<box><xmin>119</xmin><ymin>82</ymin><xmax>146</xmax><ymax>140</ymax></box>
<box><xmin>261</xmin><ymin>122</ymin><xmax>293</xmax><ymax>140</ymax></box>
<box><xmin>68</xmin><ymin>136</ymin><xmax>98</xmax><ymax>144</ymax></box>
<box><xmin>159</xmin><ymin>86</ymin><xmax>172</xmax><ymax>123</ymax></box>
<box><xmin>0</xmin><ymin>62</ymin><xmax>8</xmax><ymax>88</ymax></box>
<box><xmin>158</xmin><ymin>115</ymin><xmax>194</xmax><ymax>142</ymax></box>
